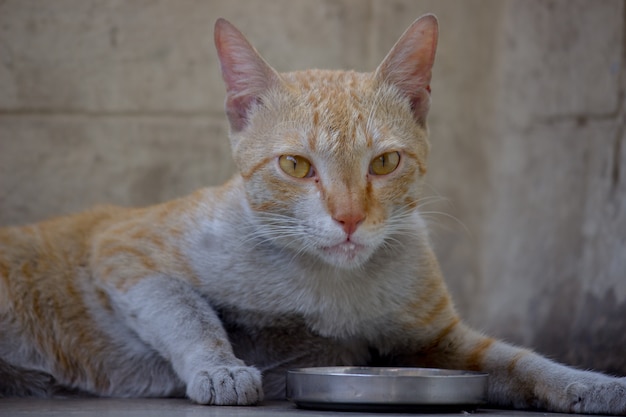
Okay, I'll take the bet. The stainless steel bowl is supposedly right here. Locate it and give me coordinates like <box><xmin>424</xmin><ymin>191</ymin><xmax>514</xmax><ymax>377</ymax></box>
<box><xmin>286</xmin><ymin>367</ymin><xmax>488</xmax><ymax>412</ymax></box>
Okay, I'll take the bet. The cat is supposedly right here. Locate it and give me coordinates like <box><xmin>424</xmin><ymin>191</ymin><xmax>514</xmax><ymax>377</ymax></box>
<box><xmin>1</xmin><ymin>14</ymin><xmax>625</xmax><ymax>414</ymax></box>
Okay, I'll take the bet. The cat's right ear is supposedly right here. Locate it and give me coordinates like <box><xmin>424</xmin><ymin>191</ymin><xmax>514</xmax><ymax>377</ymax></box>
<box><xmin>375</xmin><ymin>14</ymin><xmax>438</xmax><ymax>125</ymax></box>
<box><xmin>214</xmin><ymin>18</ymin><xmax>281</xmax><ymax>132</ymax></box>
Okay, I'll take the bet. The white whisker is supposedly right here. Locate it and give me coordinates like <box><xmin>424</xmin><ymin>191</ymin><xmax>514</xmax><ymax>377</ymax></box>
<box><xmin>418</xmin><ymin>210</ymin><xmax>472</xmax><ymax>239</ymax></box>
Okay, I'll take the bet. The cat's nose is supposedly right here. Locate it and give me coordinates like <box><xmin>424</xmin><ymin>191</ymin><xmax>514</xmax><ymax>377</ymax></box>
<box><xmin>333</xmin><ymin>213</ymin><xmax>365</xmax><ymax>236</ymax></box>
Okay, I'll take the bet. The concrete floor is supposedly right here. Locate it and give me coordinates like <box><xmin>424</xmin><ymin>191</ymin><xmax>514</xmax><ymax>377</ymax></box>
<box><xmin>0</xmin><ymin>399</ymin><xmax>583</xmax><ymax>417</ymax></box>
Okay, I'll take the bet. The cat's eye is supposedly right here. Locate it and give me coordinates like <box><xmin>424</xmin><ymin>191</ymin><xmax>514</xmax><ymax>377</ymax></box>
<box><xmin>369</xmin><ymin>151</ymin><xmax>400</xmax><ymax>176</ymax></box>
<box><xmin>279</xmin><ymin>155</ymin><xmax>314</xmax><ymax>179</ymax></box>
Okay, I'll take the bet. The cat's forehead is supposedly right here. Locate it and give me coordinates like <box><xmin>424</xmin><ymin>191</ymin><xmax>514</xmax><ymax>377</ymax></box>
<box><xmin>283</xmin><ymin>70</ymin><xmax>371</xmax><ymax>87</ymax></box>
<box><xmin>275</xmin><ymin>70</ymin><xmax>414</xmax><ymax>154</ymax></box>
<box><xmin>277</xmin><ymin>70</ymin><xmax>377</xmax><ymax>154</ymax></box>
<box><xmin>281</xmin><ymin>70</ymin><xmax>373</xmax><ymax>104</ymax></box>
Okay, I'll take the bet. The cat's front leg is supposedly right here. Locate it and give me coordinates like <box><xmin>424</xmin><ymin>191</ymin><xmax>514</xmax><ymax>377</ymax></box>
<box><xmin>399</xmin><ymin>318</ymin><xmax>626</xmax><ymax>414</ymax></box>
<box><xmin>387</xmin><ymin>274</ymin><xmax>626</xmax><ymax>415</ymax></box>
<box><xmin>102</xmin><ymin>275</ymin><xmax>263</xmax><ymax>405</ymax></box>
<box><xmin>384</xmin><ymin>249</ymin><xmax>625</xmax><ymax>414</ymax></box>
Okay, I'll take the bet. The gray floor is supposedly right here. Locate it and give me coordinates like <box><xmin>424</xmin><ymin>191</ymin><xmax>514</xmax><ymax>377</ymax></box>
<box><xmin>0</xmin><ymin>399</ymin><xmax>586</xmax><ymax>417</ymax></box>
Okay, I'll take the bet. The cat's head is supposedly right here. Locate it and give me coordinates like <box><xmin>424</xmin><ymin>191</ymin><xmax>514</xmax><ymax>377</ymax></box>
<box><xmin>214</xmin><ymin>15</ymin><xmax>438</xmax><ymax>269</ymax></box>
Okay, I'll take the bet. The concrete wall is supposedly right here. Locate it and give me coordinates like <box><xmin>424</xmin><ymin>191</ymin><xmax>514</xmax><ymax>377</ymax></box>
<box><xmin>1</xmin><ymin>1</ymin><xmax>624</xmax><ymax>374</ymax></box>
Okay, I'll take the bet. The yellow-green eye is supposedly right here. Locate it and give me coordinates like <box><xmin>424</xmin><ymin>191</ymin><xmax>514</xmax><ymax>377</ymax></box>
<box><xmin>370</xmin><ymin>151</ymin><xmax>400</xmax><ymax>175</ymax></box>
<box><xmin>279</xmin><ymin>155</ymin><xmax>314</xmax><ymax>178</ymax></box>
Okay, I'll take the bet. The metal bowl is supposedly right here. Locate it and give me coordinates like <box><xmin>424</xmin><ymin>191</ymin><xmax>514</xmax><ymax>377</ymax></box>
<box><xmin>286</xmin><ymin>367</ymin><xmax>488</xmax><ymax>412</ymax></box>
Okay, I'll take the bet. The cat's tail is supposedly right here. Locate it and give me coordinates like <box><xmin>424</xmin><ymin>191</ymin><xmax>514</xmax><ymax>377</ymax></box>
<box><xmin>0</xmin><ymin>358</ymin><xmax>88</xmax><ymax>398</ymax></box>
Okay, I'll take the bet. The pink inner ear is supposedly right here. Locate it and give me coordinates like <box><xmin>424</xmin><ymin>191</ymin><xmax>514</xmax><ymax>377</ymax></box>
<box><xmin>224</xmin><ymin>95</ymin><xmax>260</xmax><ymax>133</ymax></box>
<box><xmin>214</xmin><ymin>18</ymin><xmax>279</xmax><ymax>132</ymax></box>
<box><xmin>375</xmin><ymin>14</ymin><xmax>439</xmax><ymax>122</ymax></box>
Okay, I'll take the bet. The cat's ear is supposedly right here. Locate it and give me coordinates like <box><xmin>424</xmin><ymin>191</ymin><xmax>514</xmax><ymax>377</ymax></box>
<box><xmin>375</xmin><ymin>14</ymin><xmax>438</xmax><ymax>124</ymax></box>
<box><xmin>214</xmin><ymin>18</ymin><xmax>281</xmax><ymax>132</ymax></box>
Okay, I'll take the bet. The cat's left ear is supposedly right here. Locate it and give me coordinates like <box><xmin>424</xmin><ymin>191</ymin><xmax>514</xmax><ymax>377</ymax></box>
<box><xmin>375</xmin><ymin>14</ymin><xmax>438</xmax><ymax>124</ymax></box>
<box><xmin>214</xmin><ymin>18</ymin><xmax>282</xmax><ymax>132</ymax></box>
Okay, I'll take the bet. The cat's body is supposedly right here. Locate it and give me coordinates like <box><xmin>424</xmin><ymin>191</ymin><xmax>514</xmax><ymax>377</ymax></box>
<box><xmin>1</xmin><ymin>15</ymin><xmax>625</xmax><ymax>414</ymax></box>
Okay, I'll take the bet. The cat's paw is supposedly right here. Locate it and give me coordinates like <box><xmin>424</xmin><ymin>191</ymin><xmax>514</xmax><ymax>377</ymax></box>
<box><xmin>186</xmin><ymin>366</ymin><xmax>263</xmax><ymax>405</ymax></box>
<box><xmin>565</xmin><ymin>377</ymin><xmax>626</xmax><ymax>415</ymax></box>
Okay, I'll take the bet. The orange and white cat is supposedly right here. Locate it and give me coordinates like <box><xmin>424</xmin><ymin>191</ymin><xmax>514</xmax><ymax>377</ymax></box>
<box><xmin>1</xmin><ymin>15</ymin><xmax>625</xmax><ymax>414</ymax></box>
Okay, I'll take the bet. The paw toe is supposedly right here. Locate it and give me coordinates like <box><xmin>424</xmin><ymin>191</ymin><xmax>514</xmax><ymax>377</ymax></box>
<box><xmin>187</xmin><ymin>366</ymin><xmax>262</xmax><ymax>405</ymax></box>
<box><xmin>566</xmin><ymin>379</ymin><xmax>626</xmax><ymax>415</ymax></box>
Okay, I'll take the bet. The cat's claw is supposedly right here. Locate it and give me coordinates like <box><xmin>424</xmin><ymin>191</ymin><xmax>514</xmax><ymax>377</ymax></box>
<box><xmin>565</xmin><ymin>378</ymin><xmax>626</xmax><ymax>415</ymax></box>
<box><xmin>187</xmin><ymin>366</ymin><xmax>263</xmax><ymax>405</ymax></box>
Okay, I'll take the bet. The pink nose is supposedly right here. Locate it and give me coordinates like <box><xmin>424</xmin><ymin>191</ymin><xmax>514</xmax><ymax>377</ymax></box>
<box><xmin>333</xmin><ymin>212</ymin><xmax>365</xmax><ymax>236</ymax></box>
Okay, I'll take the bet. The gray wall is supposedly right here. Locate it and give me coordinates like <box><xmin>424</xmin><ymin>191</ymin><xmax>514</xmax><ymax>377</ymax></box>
<box><xmin>1</xmin><ymin>1</ymin><xmax>624</xmax><ymax>374</ymax></box>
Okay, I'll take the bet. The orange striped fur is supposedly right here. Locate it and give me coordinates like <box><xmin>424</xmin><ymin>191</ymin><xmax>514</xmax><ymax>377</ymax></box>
<box><xmin>1</xmin><ymin>15</ymin><xmax>624</xmax><ymax>413</ymax></box>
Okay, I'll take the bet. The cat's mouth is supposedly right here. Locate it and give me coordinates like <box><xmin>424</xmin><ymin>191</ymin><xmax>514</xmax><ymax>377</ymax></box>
<box><xmin>319</xmin><ymin>241</ymin><xmax>369</xmax><ymax>266</ymax></box>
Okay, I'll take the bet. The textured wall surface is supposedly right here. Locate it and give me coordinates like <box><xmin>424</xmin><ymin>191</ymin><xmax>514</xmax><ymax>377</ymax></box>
<box><xmin>1</xmin><ymin>0</ymin><xmax>624</xmax><ymax>374</ymax></box>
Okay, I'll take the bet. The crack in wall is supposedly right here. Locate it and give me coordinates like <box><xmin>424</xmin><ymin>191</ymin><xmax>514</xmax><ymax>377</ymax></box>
<box><xmin>0</xmin><ymin>109</ymin><xmax>223</xmax><ymax>119</ymax></box>
<box><xmin>612</xmin><ymin>1</ymin><xmax>626</xmax><ymax>193</ymax></box>
<box><xmin>612</xmin><ymin>115</ymin><xmax>624</xmax><ymax>192</ymax></box>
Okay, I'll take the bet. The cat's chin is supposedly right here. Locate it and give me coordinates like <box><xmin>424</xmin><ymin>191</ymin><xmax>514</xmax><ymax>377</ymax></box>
<box><xmin>318</xmin><ymin>241</ymin><xmax>372</xmax><ymax>269</ymax></box>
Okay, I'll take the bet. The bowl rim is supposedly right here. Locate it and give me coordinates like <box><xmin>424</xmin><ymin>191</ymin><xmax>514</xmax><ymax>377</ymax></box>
<box><xmin>287</xmin><ymin>366</ymin><xmax>489</xmax><ymax>378</ymax></box>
